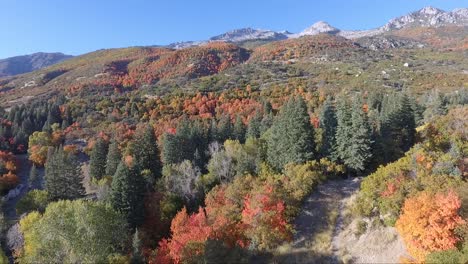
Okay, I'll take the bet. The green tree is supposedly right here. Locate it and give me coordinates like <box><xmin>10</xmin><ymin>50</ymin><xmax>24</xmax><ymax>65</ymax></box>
<box><xmin>133</xmin><ymin>125</ymin><xmax>161</xmax><ymax>186</ymax></box>
<box><xmin>319</xmin><ymin>97</ymin><xmax>337</xmax><ymax>159</ymax></box>
<box><xmin>110</xmin><ymin>161</ymin><xmax>146</xmax><ymax>228</ymax></box>
<box><xmin>106</xmin><ymin>139</ymin><xmax>122</xmax><ymax>176</ymax></box>
<box><xmin>233</xmin><ymin>115</ymin><xmax>246</xmax><ymax>143</ymax></box>
<box><xmin>334</xmin><ymin>96</ymin><xmax>353</xmax><ymax>164</ymax></box>
<box><xmin>28</xmin><ymin>164</ymin><xmax>41</xmax><ymax>189</ymax></box>
<box><xmin>89</xmin><ymin>138</ymin><xmax>109</xmax><ymax>180</ymax></box>
<box><xmin>245</xmin><ymin>111</ymin><xmax>262</xmax><ymax>139</ymax></box>
<box><xmin>346</xmin><ymin>98</ymin><xmax>373</xmax><ymax>173</ymax></box>
<box><xmin>45</xmin><ymin>147</ymin><xmax>85</xmax><ymax>201</ymax></box>
<box><xmin>267</xmin><ymin>97</ymin><xmax>315</xmax><ymax>171</ymax></box>
<box><xmin>19</xmin><ymin>200</ymin><xmax>128</xmax><ymax>264</ymax></box>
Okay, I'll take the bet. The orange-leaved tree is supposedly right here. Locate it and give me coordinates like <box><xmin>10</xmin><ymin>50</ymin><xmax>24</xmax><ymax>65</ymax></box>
<box><xmin>241</xmin><ymin>184</ymin><xmax>292</xmax><ymax>250</ymax></box>
<box><xmin>396</xmin><ymin>190</ymin><xmax>465</xmax><ymax>262</ymax></box>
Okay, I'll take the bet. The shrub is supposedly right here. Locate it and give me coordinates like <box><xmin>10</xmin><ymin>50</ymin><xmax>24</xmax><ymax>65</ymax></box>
<box><xmin>16</xmin><ymin>190</ymin><xmax>51</xmax><ymax>215</ymax></box>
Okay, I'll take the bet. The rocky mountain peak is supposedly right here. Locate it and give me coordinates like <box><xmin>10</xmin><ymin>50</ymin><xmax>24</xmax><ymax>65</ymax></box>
<box><xmin>299</xmin><ymin>21</ymin><xmax>340</xmax><ymax>36</ymax></box>
<box><xmin>418</xmin><ymin>6</ymin><xmax>443</xmax><ymax>16</ymax></box>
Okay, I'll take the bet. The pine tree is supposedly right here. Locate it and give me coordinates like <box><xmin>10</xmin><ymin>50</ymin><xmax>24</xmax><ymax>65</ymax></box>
<box><xmin>28</xmin><ymin>164</ymin><xmax>41</xmax><ymax>189</ymax></box>
<box><xmin>216</xmin><ymin>114</ymin><xmax>232</xmax><ymax>143</ymax></box>
<box><xmin>89</xmin><ymin>138</ymin><xmax>109</xmax><ymax>180</ymax></box>
<box><xmin>45</xmin><ymin>147</ymin><xmax>85</xmax><ymax>200</ymax></box>
<box><xmin>346</xmin><ymin>98</ymin><xmax>373</xmax><ymax>174</ymax></box>
<box><xmin>319</xmin><ymin>97</ymin><xmax>337</xmax><ymax>159</ymax></box>
<box><xmin>130</xmin><ymin>229</ymin><xmax>144</xmax><ymax>264</ymax></box>
<box><xmin>133</xmin><ymin>125</ymin><xmax>161</xmax><ymax>186</ymax></box>
<box><xmin>259</xmin><ymin>112</ymin><xmax>273</xmax><ymax>135</ymax></box>
<box><xmin>267</xmin><ymin>96</ymin><xmax>315</xmax><ymax>171</ymax></box>
<box><xmin>246</xmin><ymin>111</ymin><xmax>262</xmax><ymax>139</ymax></box>
<box><xmin>110</xmin><ymin>160</ymin><xmax>146</xmax><ymax>228</ymax></box>
<box><xmin>379</xmin><ymin>94</ymin><xmax>416</xmax><ymax>162</ymax></box>
<box><xmin>334</xmin><ymin>96</ymin><xmax>353</xmax><ymax>164</ymax></box>
<box><xmin>233</xmin><ymin>115</ymin><xmax>246</xmax><ymax>143</ymax></box>
<box><xmin>162</xmin><ymin>132</ymin><xmax>180</xmax><ymax>165</ymax></box>
<box><xmin>105</xmin><ymin>139</ymin><xmax>121</xmax><ymax>176</ymax></box>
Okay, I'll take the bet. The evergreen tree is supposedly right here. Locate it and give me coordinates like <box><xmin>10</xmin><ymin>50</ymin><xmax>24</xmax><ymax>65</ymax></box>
<box><xmin>89</xmin><ymin>138</ymin><xmax>109</xmax><ymax>180</ymax></box>
<box><xmin>334</xmin><ymin>96</ymin><xmax>353</xmax><ymax>164</ymax></box>
<box><xmin>105</xmin><ymin>139</ymin><xmax>121</xmax><ymax>176</ymax></box>
<box><xmin>319</xmin><ymin>97</ymin><xmax>337</xmax><ymax>159</ymax></box>
<box><xmin>110</xmin><ymin>161</ymin><xmax>146</xmax><ymax>228</ymax></box>
<box><xmin>233</xmin><ymin>115</ymin><xmax>246</xmax><ymax>143</ymax></box>
<box><xmin>45</xmin><ymin>147</ymin><xmax>85</xmax><ymax>200</ymax></box>
<box><xmin>346</xmin><ymin>98</ymin><xmax>373</xmax><ymax>173</ymax></box>
<box><xmin>162</xmin><ymin>132</ymin><xmax>180</xmax><ymax>165</ymax></box>
<box><xmin>133</xmin><ymin>125</ymin><xmax>162</xmax><ymax>186</ymax></box>
<box><xmin>28</xmin><ymin>164</ymin><xmax>41</xmax><ymax>189</ymax></box>
<box><xmin>267</xmin><ymin>97</ymin><xmax>315</xmax><ymax>171</ymax></box>
<box><xmin>216</xmin><ymin>114</ymin><xmax>232</xmax><ymax>143</ymax></box>
<box><xmin>246</xmin><ymin>111</ymin><xmax>262</xmax><ymax>139</ymax></box>
<box><xmin>130</xmin><ymin>229</ymin><xmax>144</xmax><ymax>264</ymax></box>
<box><xmin>379</xmin><ymin>94</ymin><xmax>416</xmax><ymax>162</ymax></box>
<box><xmin>259</xmin><ymin>112</ymin><xmax>273</xmax><ymax>135</ymax></box>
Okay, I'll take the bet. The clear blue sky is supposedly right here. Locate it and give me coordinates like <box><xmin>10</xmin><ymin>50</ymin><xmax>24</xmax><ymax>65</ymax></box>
<box><xmin>1</xmin><ymin>0</ymin><xmax>466</xmax><ymax>58</ymax></box>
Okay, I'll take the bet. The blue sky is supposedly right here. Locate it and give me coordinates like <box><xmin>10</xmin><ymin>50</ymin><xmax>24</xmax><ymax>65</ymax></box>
<box><xmin>0</xmin><ymin>0</ymin><xmax>466</xmax><ymax>58</ymax></box>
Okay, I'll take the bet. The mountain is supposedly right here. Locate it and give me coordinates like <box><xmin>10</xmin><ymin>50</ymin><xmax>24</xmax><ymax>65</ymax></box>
<box><xmin>298</xmin><ymin>21</ymin><xmax>340</xmax><ymax>36</ymax></box>
<box><xmin>210</xmin><ymin>28</ymin><xmax>288</xmax><ymax>42</ymax></box>
<box><xmin>0</xmin><ymin>52</ymin><xmax>73</xmax><ymax>77</ymax></box>
<box><xmin>340</xmin><ymin>6</ymin><xmax>468</xmax><ymax>39</ymax></box>
<box><xmin>166</xmin><ymin>6</ymin><xmax>468</xmax><ymax>47</ymax></box>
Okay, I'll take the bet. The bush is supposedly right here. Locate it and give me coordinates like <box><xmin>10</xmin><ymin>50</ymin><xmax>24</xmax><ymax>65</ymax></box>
<box><xmin>16</xmin><ymin>190</ymin><xmax>51</xmax><ymax>215</ymax></box>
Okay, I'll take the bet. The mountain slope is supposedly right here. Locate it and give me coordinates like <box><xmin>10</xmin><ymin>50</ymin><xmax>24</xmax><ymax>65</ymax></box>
<box><xmin>0</xmin><ymin>52</ymin><xmax>73</xmax><ymax>77</ymax></box>
<box><xmin>0</xmin><ymin>43</ymin><xmax>249</xmax><ymax>105</ymax></box>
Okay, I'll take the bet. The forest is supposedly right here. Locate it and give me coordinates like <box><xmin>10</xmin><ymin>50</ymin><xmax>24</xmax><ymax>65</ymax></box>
<box><xmin>0</xmin><ymin>78</ymin><xmax>466</xmax><ymax>263</ymax></box>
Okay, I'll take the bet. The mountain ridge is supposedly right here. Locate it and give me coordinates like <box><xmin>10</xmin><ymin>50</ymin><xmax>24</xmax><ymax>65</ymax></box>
<box><xmin>0</xmin><ymin>52</ymin><xmax>73</xmax><ymax>77</ymax></box>
<box><xmin>167</xmin><ymin>6</ymin><xmax>468</xmax><ymax>46</ymax></box>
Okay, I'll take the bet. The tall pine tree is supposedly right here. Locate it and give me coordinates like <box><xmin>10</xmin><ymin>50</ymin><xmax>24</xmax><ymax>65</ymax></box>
<box><xmin>110</xmin><ymin>160</ymin><xmax>146</xmax><ymax>228</ymax></box>
<box><xmin>105</xmin><ymin>139</ymin><xmax>121</xmax><ymax>176</ymax></box>
<box><xmin>45</xmin><ymin>147</ymin><xmax>85</xmax><ymax>200</ymax></box>
<box><xmin>89</xmin><ymin>138</ymin><xmax>109</xmax><ymax>180</ymax></box>
<box><xmin>246</xmin><ymin>111</ymin><xmax>262</xmax><ymax>139</ymax></box>
<box><xmin>267</xmin><ymin>96</ymin><xmax>315</xmax><ymax>171</ymax></box>
<box><xmin>346</xmin><ymin>98</ymin><xmax>373</xmax><ymax>174</ymax></box>
<box><xmin>319</xmin><ymin>97</ymin><xmax>337</xmax><ymax>159</ymax></box>
<box><xmin>334</xmin><ymin>96</ymin><xmax>353</xmax><ymax>164</ymax></box>
<box><xmin>133</xmin><ymin>125</ymin><xmax>161</xmax><ymax>186</ymax></box>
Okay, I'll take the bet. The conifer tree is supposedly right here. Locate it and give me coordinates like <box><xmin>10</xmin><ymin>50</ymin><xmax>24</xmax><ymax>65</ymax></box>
<box><xmin>334</xmin><ymin>96</ymin><xmax>353</xmax><ymax>164</ymax></box>
<box><xmin>89</xmin><ymin>138</ymin><xmax>109</xmax><ymax>180</ymax></box>
<box><xmin>105</xmin><ymin>139</ymin><xmax>121</xmax><ymax>176</ymax></box>
<box><xmin>110</xmin><ymin>160</ymin><xmax>146</xmax><ymax>228</ymax></box>
<box><xmin>233</xmin><ymin>115</ymin><xmax>246</xmax><ymax>143</ymax></box>
<box><xmin>216</xmin><ymin>114</ymin><xmax>232</xmax><ymax>143</ymax></box>
<box><xmin>259</xmin><ymin>112</ymin><xmax>274</xmax><ymax>135</ymax></box>
<box><xmin>28</xmin><ymin>164</ymin><xmax>41</xmax><ymax>189</ymax></box>
<box><xmin>133</xmin><ymin>125</ymin><xmax>161</xmax><ymax>185</ymax></box>
<box><xmin>319</xmin><ymin>97</ymin><xmax>337</xmax><ymax>159</ymax></box>
<box><xmin>346</xmin><ymin>98</ymin><xmax>373</xmax><ymax>173</ymax></box>
<box><xmin>45</xmin><ymin>147</ymin><xmax>85</xmax><ymax>200</ymax></box>
<box><xmin>246</xmin><ymin>111</ymin><xmax>262</xmax><ymax>139</ymax></box>
<box><xmin>267</xmin><ymin>96</ymin><xmax>315</xmax><ymax>171</ymax></box>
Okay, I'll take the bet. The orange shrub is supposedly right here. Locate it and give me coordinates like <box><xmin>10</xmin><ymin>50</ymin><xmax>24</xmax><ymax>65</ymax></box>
<box><xmin>396</xmin><ymin>191</ymin><xmax>465</xmax><ymax>262</ymax></box>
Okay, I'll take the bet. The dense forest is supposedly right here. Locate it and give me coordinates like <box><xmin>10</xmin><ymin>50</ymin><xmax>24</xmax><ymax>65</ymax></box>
<box><xmin>0</xmin><ymin>80</ymin><xmax>466</xmax><ymax>262</ymax></box>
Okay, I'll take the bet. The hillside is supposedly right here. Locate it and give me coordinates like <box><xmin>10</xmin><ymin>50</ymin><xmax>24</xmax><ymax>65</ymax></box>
<box><xmin>0</xmin><ymin>52</ymin><xmax>72</xmax><ymax>78</ymax></box>
<box><xmin>0</xmin><ymin>4</ymin><xmax>467</xmax><ymax>264</ymax></box>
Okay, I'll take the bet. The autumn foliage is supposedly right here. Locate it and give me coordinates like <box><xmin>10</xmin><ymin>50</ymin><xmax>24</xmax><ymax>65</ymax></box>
<box><xmin>395</xmin><ymin>190</ymin><xmax>465</xmax><ymax>262</ymax></box>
